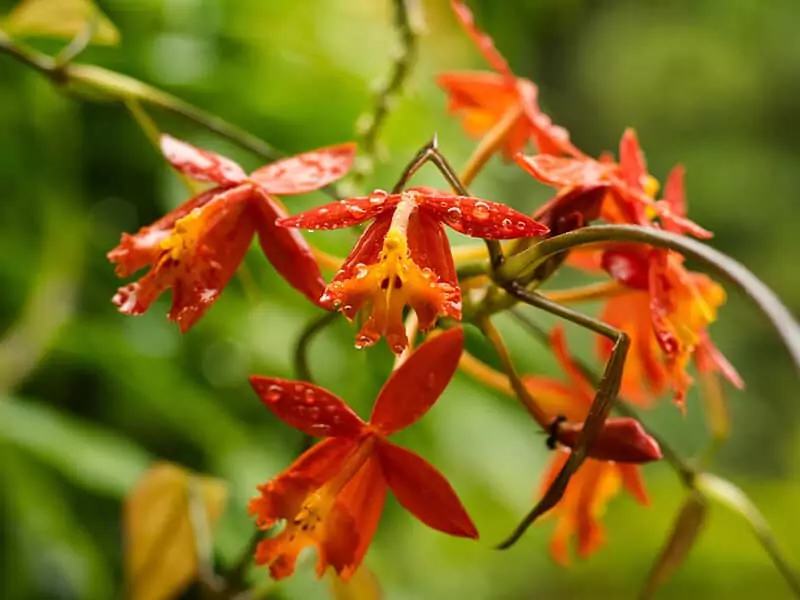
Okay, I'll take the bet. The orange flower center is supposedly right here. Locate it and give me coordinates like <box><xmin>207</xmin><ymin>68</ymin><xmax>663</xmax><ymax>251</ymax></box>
<box><xmin>159</xmin><ymin>208</ymin><xmax>206</xmax><ymax>262</ymax></box>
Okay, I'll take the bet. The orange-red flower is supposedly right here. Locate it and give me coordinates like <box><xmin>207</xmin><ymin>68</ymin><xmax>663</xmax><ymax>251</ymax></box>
<box><xmin>248</xmin><ymin>328</ymin><xmax>477</xmax><ymax>580</ymax></box>
<box><xmin>438</xmin><ymin>0</ymin><xmax>583</xmax><ymax>158</ymax></box>
<box><xmin>108</xmin><ymin>136</ymin><xmax>355</xmax><ymax>331</ymax></box>
<box><xmin>278</xmin><ymin>187</ymin><xmax>549</xmax><ymax>353</ymax></box>
<box><xmin>523</xmin><ymin>328</ymin><xmax>657</xmax><ymax>564</ymax></box>
<box><xmin>517</xmin><ymin>129</ymin><xmax>711</xmax><ymax>238</ymax></box>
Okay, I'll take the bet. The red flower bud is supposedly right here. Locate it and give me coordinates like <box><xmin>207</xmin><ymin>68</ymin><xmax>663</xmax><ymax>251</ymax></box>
<box><xmin>556</xmin><ymin>417</ymin><xmax>662</xmax><ymax>464</ymax></box>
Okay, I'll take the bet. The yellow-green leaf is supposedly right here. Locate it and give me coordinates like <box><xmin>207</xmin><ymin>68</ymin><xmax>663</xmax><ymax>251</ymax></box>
<box><xmin>328</xmin><ymin>566</ymin><xmax>383</xmax><ymax>600</ymax></box>
<box><xmin>124</xmin><ymin>462</ymin><xmax>228</xmax><ymax>600</ymax></box>
<box><xmin>639</xmin><ymin>492</ymin><xmax>707</xmax><ymax>599</ymax></box>
<box><xmin>3</xmin><ymin>0</ymin><xmax>120</xmax><ymax>46</ymax></box>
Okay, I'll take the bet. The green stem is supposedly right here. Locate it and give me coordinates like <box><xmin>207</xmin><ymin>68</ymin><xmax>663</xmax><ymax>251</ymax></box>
<box><xmin>498</xmin><ymin>224</ymin><xmax>800</xmax><ymax>370</ymax></box>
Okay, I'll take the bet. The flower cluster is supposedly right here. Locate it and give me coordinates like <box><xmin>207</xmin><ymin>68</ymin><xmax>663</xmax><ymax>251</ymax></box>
<box><xmin>105</xmin><ymin>0</ymin><xmax>745</xmax><ymax>584</ymax></box>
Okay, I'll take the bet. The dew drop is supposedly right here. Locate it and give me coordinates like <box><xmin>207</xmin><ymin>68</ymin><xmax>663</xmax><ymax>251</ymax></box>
<box><xmin>354</xmin><ymin>263</ymin><xmax>369</xmax><ymax>279</ymax></box>
<box><xmin>516</xmin><ymin>221</ymin><xmax>528</xmax><ymax>231</ymax></box>
<box><xmin>369</xmin><ymin>190</ymin><xmax>388</xmax><ymax>205</ymax></box>
<box><xmin>266</xmin><ymin>384</ymin><xmax>283</xmax><ymax>401</ymax></box>
<box><xmin>501</xmin><ymin>217</ymin><xmax>513</xmax><ymax>230</ymax></box>
<box><xmin>346</xmin><ymin>203</ymin><xmax>366</xmax><ymax>217</ymax></box>
<box><xmin>304</xmin><ymin>388</ymin><xmax>316</xmax><ymax>404</ymax></box>
<box><xmin>472</xmin><ymin>201</ymin><xmax>491</xmax><ymax>221</ymax></box>
<box><xmin>446</xmin><ymin>206</ymin><xmax>462</xmax><ymax>225</ymax></box>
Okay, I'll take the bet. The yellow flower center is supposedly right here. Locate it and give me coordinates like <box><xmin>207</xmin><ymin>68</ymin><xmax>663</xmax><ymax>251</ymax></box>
<box><xmin>160</xmin><ymin>208</ymin><xmax>205</xmax><ymax>261</ymax></box>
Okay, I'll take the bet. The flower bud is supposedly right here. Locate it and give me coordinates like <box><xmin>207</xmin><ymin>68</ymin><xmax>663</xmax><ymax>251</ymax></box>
<box><xmin>556</xmin><ymin>417</ymin><xmax>662</xmax><ymax>463</ymax></box>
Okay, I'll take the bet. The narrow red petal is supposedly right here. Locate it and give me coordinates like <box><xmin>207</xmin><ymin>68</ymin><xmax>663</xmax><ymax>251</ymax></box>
<box><xmin>335</xmin><ymin>457</ymin><xmax>388</xmax><ymax>581</ymax></box>
<box><xmin>370</xmin><ymin>328</ymin><xmax>463</xmax><ymax>435</ymax></box>
<box><xmin>618</xmin><ymin>128</ymin><xmax>647</xmax><ymax>191</ymax></box>
<box><xmin>376</xmin><ymin>439</ymin><xmax>478</xmax><ymax>538</ymax></box>
<box><xmin>407</xmin><ymin>212</ymin><xmax>462</xmax><ymax>323</ymax></box>
<box><xmin>160</xmin><ymin>134</ymin><xmax>247</xmax><ymax>186</ymax></box>
<box><xmin>277</xmin><ymin>192</ymin><xmax>401</xmax><ymax>230</ymax></box>
<box><xmin>320</xmin><ymin>213</ymin><xmax>393</xmax><ymax>311</ymax></box>
<box><xmin>515</xmin><ymin>154</ymin><xmax>615</xmax><ymax>187</ymax></box>
<box><xmin>663</xmin><ymin>165</ymin><xmax>686</xmax><ymax>220</ymax></box>
<box><xmin>249</xmin><ymin>376</ymin><xmax>365</xmax><ymax>438</ymax></box>
<box><xmin>249</xmin><ymin>142</ymin><xmax>356</xmax><ymax>195</ymax></box>
<box><xmin>251</xmin><ymin>189</ymin><xmax>326</xmax><ymax>306</ymax></box>
<box><xmin>420</xmin><ymin>193</ymin><xmax>549</xmax><ymax>238</ymax></box>
<box><xmin>450</xmin><ymin>0</ymin><xmax>514</xmax><ymax>80</ymax></box>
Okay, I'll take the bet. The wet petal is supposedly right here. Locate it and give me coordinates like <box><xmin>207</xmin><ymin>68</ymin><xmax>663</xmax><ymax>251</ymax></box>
<box><xmin>250</xmin><ymin>377</ymin><xmax>365</xmax><ymax>438</ymax></box>
<box><xmin>160</xmin><ymin>134</ymin><xmax>246</xmax><ymax>186</ymax></box>
<box><xmin>335</xmin><ymin>457</ymin><xmax>388</xmax><ymax>580</ymax></box>
<box><xmin>376</xmin><ymin>440</ymin><xmax>478</xmax><ymax>538</ymax></box>
<box><xmin>108</xmin><ymin>187</ymin><xmax>220</xmax><ymax>277</ymax></box>
<box><xmin>556</xmin><ymin>417</ymin><xmax>663</xmax><ymax>463</ymax></box>
<box><xmin>113</xmin><ymin>185</ymin><xmax>255</xmax><ymax>332</ymax></box>
<box><xmin>420</xmin><ymin>193</ymin><xmax>549</xmax><ymax>238</ymax></box>
<box><xmin>277</xmin><ymin>192</ymin><xmax>401</xmax><ymax>230</ymax></box>
<box><xmin>251</xmin><ymin>189</ymin><xmax>326</xmax><ymax>306</ymax></box>
<box><xmin>618</xmin><ymin>128</ymin><xmax>648</xmax><ymax>192</ymax></box>
<box><xmin>371</xmin><ymin>328</ymin><xmax>464</xmax><ymax>435</ymax></box>
<box><xmin>250</xmin><ymin>142</ymin><xmax>356</xmax><ymax>195</ymax></box>
<box><xmin>601</xmin><ymin>245</ymin><xmax>651</xmax><ymax>290</ymax></box>
<box><xmin>515</xmin><ymin>154</ymin><xmax>615</xmax><ymax>187</ymax></box>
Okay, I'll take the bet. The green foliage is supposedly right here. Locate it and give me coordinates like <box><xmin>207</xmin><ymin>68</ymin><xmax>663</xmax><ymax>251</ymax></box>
<box><xmin>0</xmin><ymin>0</ymin><xmax>798</xmax><ymax>598</ymax></box>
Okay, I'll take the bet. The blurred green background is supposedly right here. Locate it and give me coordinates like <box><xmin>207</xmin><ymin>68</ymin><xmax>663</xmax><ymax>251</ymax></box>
<box><xmin>1</xmin><ymin>0</ymin><xmax>799</xmax><ymax>598</ymax></box>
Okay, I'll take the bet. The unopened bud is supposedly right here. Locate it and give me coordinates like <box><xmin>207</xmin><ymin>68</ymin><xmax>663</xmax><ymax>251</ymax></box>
<box><xmin>556</xmin><ymin>417</ymin><xmax>662</xmax><ymax>463</ymax></box>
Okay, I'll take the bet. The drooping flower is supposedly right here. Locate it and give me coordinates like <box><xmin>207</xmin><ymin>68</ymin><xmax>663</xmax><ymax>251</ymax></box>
<box><xmin>108</xmin><ymin>135</ymin><xmax>355</xmax><ymax>331</ymax></box>
<box><xmin>438</xmin><ymin>0</ymin><xmax>583</xmax><ymax>159</ymax></box>
<box><xmin>523</xmin><ymin>328</ymin><xmax>658</xmax><ymax>564</ymax></box>
<box><xmin>516</xmin><ymin>128</ymin><xmax>711</xmax><ymax>238</ymax></box>
<box><xmin>248</xmin><ymin>328</ymin><xmax>477</xmax><ymax>580</ymax></box>
<box><xmin>278</xmin><ymin>187</ymin><xmax>549</xmax><ymax>353</ymax></box>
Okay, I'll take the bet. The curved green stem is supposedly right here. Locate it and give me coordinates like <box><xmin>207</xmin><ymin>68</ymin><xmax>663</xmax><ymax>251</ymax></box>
<box><xmin>499</xmin><ymin>224</ymin><xmax>800</xmax><ymax>370</ymax></box>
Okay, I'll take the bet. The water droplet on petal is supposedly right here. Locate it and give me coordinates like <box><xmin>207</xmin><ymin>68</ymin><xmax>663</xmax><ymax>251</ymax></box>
<box><xmin>304</xmin><ymin>388</ymin><xmax>316</xmax><ymax>404</ymax></box>
<box><xmin>516</xmin><ymin>221</ymin><xmax>528</xmax><ymax>231</ymax></box>
<box><xmin>369</xmin><ymin>190</ymin><xmax>388</xmax><ymax>205</ymax></box>
<box><xmin>266</xmin><ymin>384</ymin><xmax>283</xmax><ymax>402</ymax></box>
<box><xmin>354</xmin><ymin>263</ymin><xmax>369</xmax><ymax>279</ymax></box>
<box><xmin>501</xmin><ymin>218</ymin><xmax>513</xmax><ymax>230</ymax></box>
<box><xmin>472</xmin><ymin>201</ymin><xmax>490</xmax><ymax>221</ymax></box>
<box><xmin>446</xmin><ymin>206</ymin><xmax>462</xmax><ymax>225</ymax></box>
<box><xmin>346</xmin><ymin>203</ymin><xmax>366</xmax><ymax>217</ymax></box>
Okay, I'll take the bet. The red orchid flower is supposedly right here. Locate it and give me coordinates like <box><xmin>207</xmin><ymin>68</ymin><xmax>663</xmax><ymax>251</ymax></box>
<box><xmin>108</xmin><ymin>136</ymin><xmax>355</xmax><ymax>331</ymax></box>
<box><xmin>437</xmin><ymin>0</ymin><xmax>583</xmax><ymax>159</ymax></box>
<box><xmin>523</xmin><ymin>328</ymin><xmax>658</xmax><ymax>564</ymax></box>
<box><xmin>278</xmin><ymin>187</ymin><xmax>549</xmax><ymax>353</ymax></box>
<box><xmin>516</xmin><ymin>128</ymin><xmax>711</xmax><ymax>238</ymax></box>
<box><xmin>598</xmin><ymin>244</ymin><xmax>740</xmax><ymax>406</ymax></box>
<box><xmin>248</xmin><ymin>328</ymin><xmax>477</xmax><ymax>580</ymax></box>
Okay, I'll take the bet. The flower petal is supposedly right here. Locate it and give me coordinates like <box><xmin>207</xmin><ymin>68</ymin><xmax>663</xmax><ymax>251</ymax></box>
<box><xmin>160</xmin><ymin>134</ymin><xmax>247</xmax><ymax>186</ymax></box>
<box><xmin>251</xmin><ymin>189</ymin><xmax>326</xmax><ymax>306</ymax></box>
<box><xmin>250</xmin><ymin>438</ymin><xmax>357</xmax><ymax>530</ymax></box>
<box><xmin>618</xmin><ymin>128</ymin><xmax>648</xmax><ymax>192</ymax></box>
<box><xmin>662</xmin><ymin>165</ymin><xmax>686</xmax><ymax>222</ymax></box>
<box><xmin>450</xmin><ymin>0</ymin><xmax>514</xmax><ymax>80</ymax></box>
<box><xmin>335</xmin><ymin>457</ymin><xmax>388</xmax><ymax>581</ymax></box>
<box><xmin>250</xmin><ymin>377</ymin><xmax>365</xmax><ymax>438</ymax></box>
<box><xmin>601</xmin><ymin>244</ymin><xmax>651</xmax><ymax>290</ymax></box>
<box><xmin>515</xmin><ymin>154</ymin><xmax>615</xmax><ymax>188</ymax></box>
<box><xmin>407</xmin><ymin>212</ymin><xmax>462</xmax><ymax>324</ymax></box>
<box><xmin>376</xmin><ymin>439</ymin><xmax>478</xmax><ymax>538</ymax></box>
<box><xmin>277</xmin><ymin>192</ymin><xmax>401</xmax><ymax>230</ymax></box>
<box><xmin>249</xmin><ymin>142</ymin><xmax>356</xmax><ymax>195</ymax></box>
<box><xmin>556</xmin><ymin>417</ymin><xmax>663</xmax><ymax>463</ymax></box>
<box><xmin>370</xmin><ymin>328</ymin><xmax>464</xmax><ymax>435</ymax></box>
<box><xmin>420</xmin><ymin>193</ymin><xmax>549</xmax><ymax>238</ymax></box>
<box><xmin>107</xmin><ymin>187</ymin><xmax>220</xmax><ymax>277</ymax></box>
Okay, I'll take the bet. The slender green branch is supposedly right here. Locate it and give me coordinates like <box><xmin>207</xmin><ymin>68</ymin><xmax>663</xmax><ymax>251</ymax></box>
<box><xmin>351</xmin><ymin>0</ymin><xmax>419</xmax><ymax>188</ymax></box>
<box><xmin>293</xmin><ymin>311</ymin><xmax>339</xmax><ymax>384</ymax></box>
<box><xmin>0</xmin><ymin>32</ymin><xmax>343</xmax><ymax>200</ymax></box>
<box><xmin>498</xmin><ymin>224</ymin><xmax>800</xmax><ymax>370</ymax></box>
<box><xmin>496</xmin><ymin>285</ymin><xmax>629</xmax><ymax>549</ymax></box>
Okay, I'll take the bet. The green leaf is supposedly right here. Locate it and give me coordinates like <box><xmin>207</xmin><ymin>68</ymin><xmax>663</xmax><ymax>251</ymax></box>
<box><xmin>0</xmin><ymin>397</ymin><xmax>151</xmax><ymax>496</ymax></box>
<box><xmin>2</xmin><ymin>0</ymin><xmax>120</xmax><ymax>45</ymax></box>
